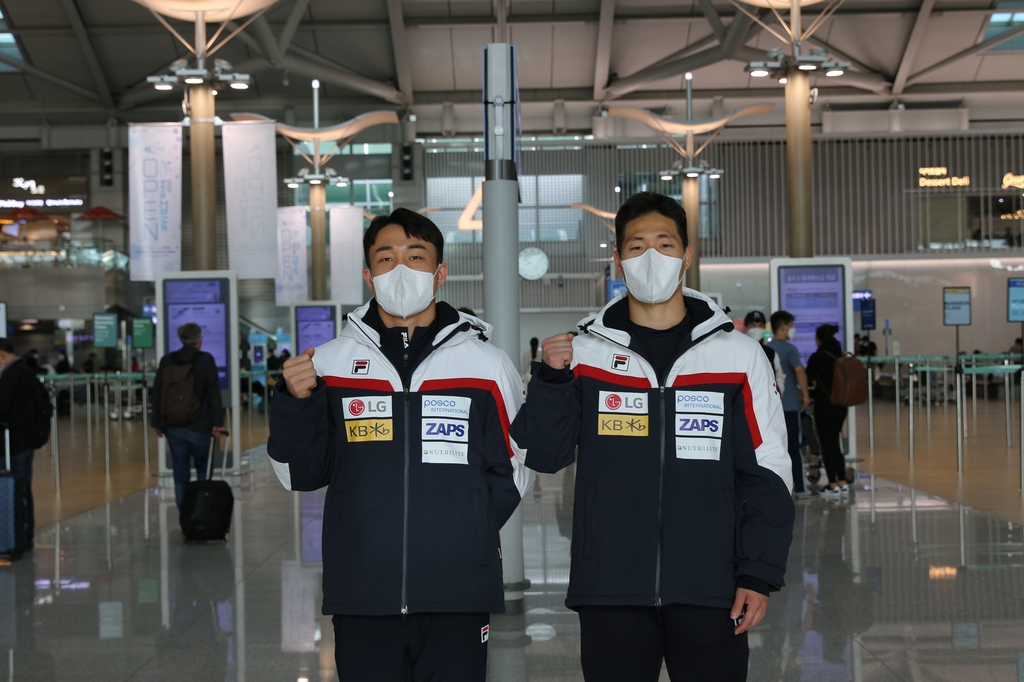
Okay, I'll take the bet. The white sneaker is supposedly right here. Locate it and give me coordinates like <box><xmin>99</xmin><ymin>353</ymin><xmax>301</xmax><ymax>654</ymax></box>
<box><xmin>821</xmin><ymin>486</ymin><xmax>843</xmax><ymax>498</ymax></box>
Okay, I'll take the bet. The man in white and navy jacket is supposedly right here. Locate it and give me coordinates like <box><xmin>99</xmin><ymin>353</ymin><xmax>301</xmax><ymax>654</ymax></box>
<box><xmin>268</xmin><ymin>208</ymin><xmax>531</xmax><ymax>681</ymax></box>
<box><xmin>511</xmin><ymin>192</ymin><xmax>794</xmax><ymax>682</ymax></box>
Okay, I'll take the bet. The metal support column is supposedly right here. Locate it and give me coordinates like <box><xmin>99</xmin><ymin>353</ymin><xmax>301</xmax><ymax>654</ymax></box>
<box><xmin>784</xmin><ymin>66</ymin><xmax>813</xmax><ymax>258</ymax></box>
<box><xmin>682</xmin><ymin>177</ymin><xmax>700</xmax><ymax>290</ymax></box>
<box><xmin>189</xmin><ymin>22</ymin><xmax>217</xmax><ymax>273</ymax></box>
<box><xmin>310</xmin><ymin>185</ymin><xmax>328</xmax><ymax>299</ymax></box>
<box><xmin>483</xmin><ymin>42</ymin><xmax>527</xmax><ymax>612</ymax></box>
<box><xmin>894</xmin><ymin>358</ymin><xmax>900</xmax><ymax>434</ymax></box>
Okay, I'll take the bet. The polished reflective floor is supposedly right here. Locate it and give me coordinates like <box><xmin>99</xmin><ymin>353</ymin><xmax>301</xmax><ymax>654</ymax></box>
<box><xmin>3</xmin><ymin>453</ymin><xmax>1023</xmax><ymax>681</ymax></box>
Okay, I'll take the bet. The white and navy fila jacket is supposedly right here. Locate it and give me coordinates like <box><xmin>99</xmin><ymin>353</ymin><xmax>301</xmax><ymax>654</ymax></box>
<box><xmin>268</xmin><ymin>301</ymin><xmax>532</xmax><ymax>616</ymax></box>
<box><xmin>511</xmin><ymin>290</ymin><xmax>794</xmax><ymax>611</ymax></box>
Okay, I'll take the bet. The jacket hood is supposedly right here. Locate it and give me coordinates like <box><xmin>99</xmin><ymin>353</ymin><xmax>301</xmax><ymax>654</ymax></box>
<box><xmin>343</xmin><ymin>299</ymin><xmax>492</xmax><ymax>349</ymax></box>
<box><xmin>579</xmin><ymin>288</ymin><xmax>734</xmax><ymax>347</ymax></box>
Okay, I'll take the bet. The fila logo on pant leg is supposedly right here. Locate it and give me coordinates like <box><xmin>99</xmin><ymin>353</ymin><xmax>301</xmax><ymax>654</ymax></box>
<box><xmin>481</xmin><ymin>624</ymin><xmax>489</xmax><ymax>643</ymax></box>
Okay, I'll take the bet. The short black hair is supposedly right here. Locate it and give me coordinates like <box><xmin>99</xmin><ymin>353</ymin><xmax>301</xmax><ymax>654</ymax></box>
<box><xmin>363</xmin><ymin>208</ymin><xmax>444</xmax><ymax>267</ymax></box>
<box><xmin>0</xmin><ymin>338</ymin><xmax>14</xmax><ymax>354</ymax></box>
<box><xmin>614</xmin><ymin>192</ymin><xmax>688</xmax><ymax>253</ymax></box>
<box><xmin>770</xmin><ymin>310</ymin><xmax>794</xmax><ymax>332</ymax></box>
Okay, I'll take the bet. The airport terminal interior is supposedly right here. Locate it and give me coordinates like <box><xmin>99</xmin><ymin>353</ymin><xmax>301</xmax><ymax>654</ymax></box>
<box><xmin>2</xmin><ymin>0</ymin><xmax>1024</xmax><ymax>680</ymax></box>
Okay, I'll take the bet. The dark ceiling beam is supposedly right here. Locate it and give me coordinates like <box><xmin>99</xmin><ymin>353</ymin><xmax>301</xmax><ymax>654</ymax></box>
<box><xmin>0</xmin><ymin>52</ymin><xmax>102</xmax><ymax>102</ymax></box>
<box><xmin>57</xmin><ymin>0</ymin><xmax>114</xmax><ymax>108</ymax></box>
<box><xmin>386</xmin><ymin>0</ymin><xmax>414</xmax><ymax>105</ymax></box>
<box><xmin>277</xmin><ymin>0</ymin><xmax>310</xmax><ymax>53</ymax></box>
<box><xmin>892</xmin><ymin>0</ymin><xmax>936</xmax><ymax>96</ymax></box>
<box><xmin>905</xmin><ymin>21</ymin><xmax>1024</xmax><ymax>86</ymax></box>
<box><xmin>592</xmin><ymin>0</ymin><xmax>616</xmax><ymax>101</ymax></box>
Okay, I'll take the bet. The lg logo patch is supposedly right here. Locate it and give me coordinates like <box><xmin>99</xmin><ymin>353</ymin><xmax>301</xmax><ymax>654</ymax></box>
<box><xmin>604</xmin><ymin>394</ymin><xmax>622</xmax><ymax>410</ymax></box>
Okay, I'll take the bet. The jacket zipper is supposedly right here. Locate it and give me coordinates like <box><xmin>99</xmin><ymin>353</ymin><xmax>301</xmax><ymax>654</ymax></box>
<box><xmin>401</xmin><ymin>383</ymin><xmax>410</xmax><ymax>616</ymax></box>
<box><xmin>655</xmin><ymin>384</ymin><xmax>666</xmax><ymax>607</ymax></box>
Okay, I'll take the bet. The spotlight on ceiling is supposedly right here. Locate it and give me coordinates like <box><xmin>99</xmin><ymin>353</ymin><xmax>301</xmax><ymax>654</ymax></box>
<box><xmin>184</xmin><ymin>76</ymin><xmax>204</xmax><ymax>84</ymax></box>
<box><xmin>154</xmin><ymin>83</ymin><xmax>173</xmax><ymax>90</ymax></box>
<box><xmin>825</xmin><ymin>69</ymin><xmax>844</xmax><ymax>77</ymax></box>
<box><xmin>230</xmin><ymin>81</ymin><xmax>249</xmax><ymax>89</ymax></box>
<box><xmin>750</xmin><ymin>69</ymin><xmax>770</xmax><ymax>78</ymax></box>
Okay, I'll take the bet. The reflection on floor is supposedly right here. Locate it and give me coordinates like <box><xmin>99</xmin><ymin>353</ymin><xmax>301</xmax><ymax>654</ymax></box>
<box><xmin>2</xmin><ymin>455</ymin><xmax>1023</xmax><ymax>681</ymax></box>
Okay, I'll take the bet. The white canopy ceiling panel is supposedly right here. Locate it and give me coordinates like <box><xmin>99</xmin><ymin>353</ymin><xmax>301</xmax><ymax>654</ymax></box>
<box><xmin>17</xmin><ymin>36</ymin><xmax>95</xmax><ymax>85</ymax></box>
<box><xmin>407</xmin><ymin>26</ymin><xmax>456</xmax><ymax>91</ymax></box>
<box><xmin>401</xmin><ymin>1</ymin><xmax>459</xmax><ymax>20</ymax></box>
<box><xmin>906</xmin><ymin>12</ymin><xmax>990</xmax><ymax>75</ymax></box>
<box><xmin>509</xmin><ymin>24</ymin><xmax>554</xmax><ymax>89</ymax></box>
<box><xmin>93</xmin><ymin>35</ymin><xmax>184</xmax><ymax>92</ymax></box>
<box><xmin>972</xmin><ymin>53</ymin><xmax>1024</xmax><ymax>82</ymax></box>
<box><xmin>608</xmin><ymin>19</ymin><xmax>702</xmax><ymax>83</ymax></box>
<box><xmin>552</xmin><ymin>23</ymin><xmax>598</xmax><ymax>88</ymax></box>
<box><xmin>307</xmin><ymin>0</ymin><xmax>388</xmax><ymax>22</ymax></box>
<box><xmin>451</xmin><ymin>26</ymin><xmax>494</xmax><ymax>90</ymax></box>
<box><xmin>313</xmin><ymin>27</ymin><xmax>396</xmax><ymax>83</ymax></box>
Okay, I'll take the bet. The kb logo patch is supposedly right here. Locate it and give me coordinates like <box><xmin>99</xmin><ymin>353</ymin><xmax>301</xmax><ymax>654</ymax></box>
<box><xmin>346</xmin><ymin>419</ymin><xmax>393</xmax><ymax>443</ymax></box>
<box><xmin>598</xmin><ymin>415</ymin><xmax>649</xmax><ymax>436</ymax></box>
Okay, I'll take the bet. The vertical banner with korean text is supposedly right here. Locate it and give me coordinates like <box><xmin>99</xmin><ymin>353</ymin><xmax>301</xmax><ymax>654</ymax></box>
<box><xmin>128</xmin><ymin>123</ymin><xmax>182</xmax><ymax>281</ymax></box>
<box><xmin>276</xmin><ymin>206</ymin><xmax>308</xmax><ymax>306</ymax></box>
<box><xmin>329</xmin><ymin>205</ymin><xmax>366</xmax><ymax>305</ymax></box>
<box><xmin>222</xmin><ymin>121</ymin><xmax>279</xmax><ymax>278</ymax></box>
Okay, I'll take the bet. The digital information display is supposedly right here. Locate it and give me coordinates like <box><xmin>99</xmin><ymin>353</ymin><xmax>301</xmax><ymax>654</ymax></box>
<box><xmin>0</xmin><ymin>301</ymin><xmax>6</xmax><ymax>338</ymax></box>
<box><xmin>943</xmin><ymin>286</ymin><xmax>971</xmax><ymax>326</ymax></box>
<box><xmin>295</xmin><ymin>305</ymin><xmax>338</xmax><ymax>353</ymax></box>
<box><xmin>1009</xmin><ymin>279</ymin><xmax>1024</xmax><ymax>323</ymax></box>
<box><xmin>777</xmin><ymin>265</ymin><xmax>846</xmax><ymax>364</ymax></box>
<box><xmin>163</xmin><ymin>279</ymin><xmax>231</xmax><ymax>391</ymax></box>
<box><xmin>860</xmin><ymin>299</ymin><xmax>876</xmax><ymax>330</ymax></box>
<box><xmin>132</xmin><ymin>318</ymin><xmax>154</xmax><ymax>349</ymax></box>
<box><xmin>93</xmin><ymin>313</ymin><xmax>119</xmax><ymax>348</ymax></box>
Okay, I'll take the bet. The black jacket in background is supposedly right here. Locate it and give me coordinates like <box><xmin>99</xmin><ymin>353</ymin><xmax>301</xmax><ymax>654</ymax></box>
<box><xmin>0</xmin><ymin>358</ymin><xmax>39</xmax><ymax>456</ymax></box>
<box><xmin>151</xmin><ymin>344</ymin><xmax>224</xmax><ymax>433</ymax></box>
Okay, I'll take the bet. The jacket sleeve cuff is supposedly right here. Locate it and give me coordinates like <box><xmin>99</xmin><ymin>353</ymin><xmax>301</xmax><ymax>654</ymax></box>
<box><xmin>534</xmin><ymin>361</ymin><xmax>575</xmax><ymax>385</ymax></box>
<box><xmin>736</xmin><ymin>576</ymin><xmax>775</xmax><ymax>596</ymax></box>
<box><xmin>271</xmin><ymin>376</ymin><xmax>327</xmax><ymax>415</ymax></box>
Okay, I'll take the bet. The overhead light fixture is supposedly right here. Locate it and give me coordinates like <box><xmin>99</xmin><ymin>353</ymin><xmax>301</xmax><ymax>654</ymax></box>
<box><xmin>599</xmin><ymin>242</ymin><xmax>608</xmax><ymax>248</ymax></box>
<box><xmin>287</xmin><ymin>182</ymin><xmax>299</xmax><ymax>189</ymax></box>
<box><xmin>211</xmin><ymin>88</ymin><xmax>218</xmax><ymax>95</ymax></box>
<box><xmin>230</xmin><ymin>81</ymin><xmax>249</xmax><ymax>89</ymax></box>
<box><xmin>750</xmin><ymin>69</ymin><xmax>770</xmax><ymax>78</ymax></box>
<box><xmin>308</xmin><ymin>179</ymin><xmax>321</xmax><ymax>184</ymax></box>
<box><xmin>337</xmin><ymin>180</ymin><xmax>349</xmax><ymax>187</ymax></box>
<box><xmin>661</xmin><ymin>174</ymin><xmax>674</xmax><ymax>181</ymax></box>
<box><xmin>388</xmin><ymin>191</ymin><xmax>394</xmax><ymax>198</ymax></box>
<box><xmin>686</xmin><ymin>172</ymin><xmax>699</xmax><ymax>178</ymax></box>
<box><xmin>685</xmin><ymin>72</ymin><xmax>693</xmax><ymax>81</ymax></box>
<box><xmin>154</xmin><ymin>83</ymin><xmax>173</xmax><ymax>91</ymax></box>
<box><xmin>825</xmin><ymin>69</ymin><xmax>843</xmax><ymax>77</ymax></box>
<box><xmin>614</xmin><ymin>185</ymin><xmax>621</xmax><ymax>193</ymax></box>
<box><xmin>798</xmin><ymin>64</ymin><xmax>817</xmax><ymax>71</ymax></box>
<box><xmin>778</xmin><ymin>77</ymin><xmax>788</xmax><ymax>84</ymax></box>
<box><xmin>184</xmin><ymin>76</ymin><xmax>204</xmax><ymax>84</ymax></box>
<box><xmin>709</xmin><ymin>173</ymin><xmax>721</xmax><ymax>179</ymax></box>
<box><xmin>312</xmin><ymin>79</ymin><xmax>320</xmax><ymax>89</ymax></box>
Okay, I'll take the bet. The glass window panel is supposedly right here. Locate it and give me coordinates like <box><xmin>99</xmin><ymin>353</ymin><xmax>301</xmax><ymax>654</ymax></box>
<box><xmin>538</xmin><ymin>208</ymin><xmax>581</xmax><ymax>242</ymax></box>
<box><xmin>519</xmin><ymin>207</ymin><xmax>538</xmax><ymax>241</ymax></box>
<box><xmin>519</xmin><ymin>176</ymin><xmax>538</xmax><ymax>207</ymax></box>
<box><xmin>426</xmin><ymin>177</ymin><xmax>474</xmax><ymax>208</ymax></box>
<box><xmin>537</xmin><ymin>174</ymin><xmax>583</xmax><ymax>206</ymax></box>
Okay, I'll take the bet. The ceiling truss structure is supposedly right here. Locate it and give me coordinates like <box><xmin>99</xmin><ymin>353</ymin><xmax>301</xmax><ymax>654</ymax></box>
<box><xmin>0</xmin><ymin>0</ymin><xmax>1019</xmax><ymax>135</ymax></box>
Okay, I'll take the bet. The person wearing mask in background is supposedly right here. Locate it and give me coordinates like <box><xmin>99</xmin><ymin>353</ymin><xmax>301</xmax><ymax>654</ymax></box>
<box><xmin>743</xmin><ymin>311</ymin><xmax>786</xmax><ymax>401</ymax></box>
<box><xmin>0</xmin><ymin>338</ymin><xmax>39</xmax><ymax>550</ymax></box>
<box><xmin>268</xmin><ymin>208</ymin><xmax>531</xmax><ymax>682</ymax></box>
<box><xmin>805</xmin><ymin>324</ymin><xmax>849</xmax><ymax>498</ymax></box>
<box><xmin>767</xmin><ymin>311</ymin><xmax>814</xmax><ymax>499</ymax></box>
<box><xmin>511</xmin><ymin>192</ymin><xmax>794</xmax><ymax>682</ymax></box>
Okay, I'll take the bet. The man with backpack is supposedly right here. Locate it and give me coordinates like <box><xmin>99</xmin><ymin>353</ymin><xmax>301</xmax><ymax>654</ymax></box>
<box><xmin>152</xmin><ymin>322</ymin><xmax>226</xmax><ymax>510</ymax></box>
<box><xmin>1</xmin><ymin>337</ymin><xmax>51</xmax><ymax>550</ymax></box>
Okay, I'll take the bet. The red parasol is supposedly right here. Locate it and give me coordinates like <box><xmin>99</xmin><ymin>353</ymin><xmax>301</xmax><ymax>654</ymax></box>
<box><xmin>4</xmin><ymin>207</ymin><xmax>52</xmax><ymax>221</ymax></box>
<box><xmin>78</xmin><ymin>206</ymin><xmax>125</xmax><ymax>220</ymax></box>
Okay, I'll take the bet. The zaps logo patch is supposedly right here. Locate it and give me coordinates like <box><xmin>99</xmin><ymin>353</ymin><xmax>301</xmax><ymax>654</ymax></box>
<box><xmin>481</xmin><ymin>625</ymin><xmax>489</xmax><ymax>643</ymax></box>
<box><xmin>611</xmin><ymin>354</ymin><xmax>630</xmax><ymax>372</ymax></box>
<box><xmin>352</xmin><ymin>359</ymin><xmax>370</xmax><ymax>375</ymax></box>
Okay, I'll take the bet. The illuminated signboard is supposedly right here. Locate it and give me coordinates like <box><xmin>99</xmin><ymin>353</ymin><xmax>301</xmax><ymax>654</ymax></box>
<box><xmin>1003</xmin><ymin>172</ymin><xmax>1024</xmax><ymax>190</ymax></box>
<box><xmin>0</xmin><ymin>176</ymin><xmax>88</xmax><ymax>210</ymax></box>
<box><xmin>918</xmin><ymin>167</ymin><xmax>970</xmax><ymax>188</ymax></box>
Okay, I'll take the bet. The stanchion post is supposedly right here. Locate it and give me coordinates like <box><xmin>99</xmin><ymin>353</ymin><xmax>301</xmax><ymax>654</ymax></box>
<box><xmin>955</xmin><ymin>367</ymin><xmax>963</xmax><ymax>473</ymax></box>
<box><xmin>925</xmin><ymin>366</ymin><xmax>932</xmax><ymax>431</ymax></box>
<box><xmin>50</xmin><ymin>386</ymin><xmax>60</xmax><ymax>492</ymax></box>
<box><xmin>971</xmin><ymin>356</ymin><xmax>977</xmax><ymax>422</ymax></box>
<box><xmin>1006</xmin><ymin>359</ymin><xmax>1012</xmax><ymax>448</ymax></box>
<box><xmin>908</xmin><ymin>363</ymin><xmax>915</xmax><ymax>461</ymax></box>
<box><xmin>264</xmin><ymin>370</ymin><xmax>270</xmax><ymax>431</ymax></box>
<box><xmin>85</xmin><ymin>376</ymin><xmax>92</xmax><ymax>449</ymax></box>
<box><xmin>894</xmin><ymin>358</ymin><xmax>901</xmax><ymax>434</ymax></box>
<box><xmin>867</xmin><ymin>357</ymin><xmax>874</xmax><ymax>452</ymax></box>
<box><xmin>115</xmin><ymin>372</ymin><xmax>123</xmax><ymax>443</ymax></box>
<box><xmin>142</xmin><ymin>380</ymin><xmax>150</xmax><ymax>469</ymax></box>
<box><xmin>104</xmin><ymin>381</ymin><xmax>111</xmax><ymax>478</ymax></box>
<box><xmin>1020</xmin><ymin>368</ymin><xmax>1023</xmax><ymax>492</ymax></box>
<box><xmin>69</xmin><ymin>375</ymin><xmax>75</xmax><ymax>435</ymax></box>
<box><xmin>247</xmin><ymin>371</ymin><xmax>253</xmax><ymax>436</ymax></box>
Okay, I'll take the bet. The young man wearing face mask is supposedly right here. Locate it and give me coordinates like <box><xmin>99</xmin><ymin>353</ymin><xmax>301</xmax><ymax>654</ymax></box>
<box><xmin>767</xmin><ymin>310</ymin><xmax>813</xmax><ymax>498</ymax></box>
<box><xmin>267</xmin><ymin>208</ymin><xmax>531</xmax><ymax>681</ymax></box>
<box><xmin>743</xmin><ymin>310</ymin><xmax>787</xmax><ymax>402</ymax></box>
<box><xmin>510</xmin><ymin>192</ymin><xmax>794</xmax><ymax>682</ymax></box>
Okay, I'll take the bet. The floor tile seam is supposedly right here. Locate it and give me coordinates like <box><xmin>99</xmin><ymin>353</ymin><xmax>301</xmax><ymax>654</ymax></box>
<box><xmin>860</xmin><ymin>472</ymin><xmax>1024</xmax><ymax>526</ymax></box>
<box><xmin>851</xmin><ymin>634</ymin><xmax>915</xmax><ymax>681</ymax></box>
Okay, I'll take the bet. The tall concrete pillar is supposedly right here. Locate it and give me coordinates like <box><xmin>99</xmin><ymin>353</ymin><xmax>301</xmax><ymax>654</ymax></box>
<box><xmin>682</xmin><ymin>176</ymin><xmax>700</xmax><ymax>290</ymax></box>
<box><xmin>189</xmin><ymin>82</ymin><xmax>217</xmax><ymax>270</ymax></box>
<box><xmin>309</xmin><ymin>184</ymin><xmax>328</xmax><ymax>300</ymax></box>
<box><xmin>785</xmin><ymin>67</ymin><xmax>814</xmax><ymax>258</ymax></box>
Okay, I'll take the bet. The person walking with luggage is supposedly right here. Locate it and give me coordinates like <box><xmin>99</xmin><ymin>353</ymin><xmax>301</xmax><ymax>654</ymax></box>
<box><xmin>268</xmin><ymin>208</ymin><xmax>531</xmax><ymax>681</ymax></box>
<box><xmin>767</xmin><ymin>311</ymin><xmax>814</xmax><ymax>498</ymax></box>
<box><xmin>805</xmin><ymin>324</ymin><xmax>849</xmax><ymax>497</ymax></box>
<box><xmin>510</xmin><ymin>192</ymin><xmax>794</xmax><ymax>682</ymax></box>
<box><xmin>152</xmin><ymin>322</ymin><xmax>226</xmax><ymax>510</ymax></box>
<box><xmin>0</xmin><ymin>338</ymin><xmax>41</xmax><ymax>550</ymax></box>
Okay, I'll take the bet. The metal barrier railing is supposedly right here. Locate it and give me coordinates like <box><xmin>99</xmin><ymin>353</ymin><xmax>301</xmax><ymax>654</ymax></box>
<box><xmin>36</xmin><ymin>370</ymin><xmax>279</xmax><ymax>492</ymax></box>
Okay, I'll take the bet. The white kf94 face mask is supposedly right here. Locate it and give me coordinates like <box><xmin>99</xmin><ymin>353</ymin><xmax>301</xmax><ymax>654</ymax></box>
<box><xmin>620</xmin><ymin>248</ymin><xmax>685</xmax><ymax>304</ymax></box>
<box><xmin>372</xmin><ymin>265</ymin><xmax>439</xmax><ymax>319</ymax></box>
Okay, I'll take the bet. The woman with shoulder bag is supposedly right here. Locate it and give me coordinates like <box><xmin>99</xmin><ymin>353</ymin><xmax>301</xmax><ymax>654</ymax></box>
<box><xmin>806</xmin><ymin>324</ymin><xmax>849</xmax><ymax>497</ymax></box>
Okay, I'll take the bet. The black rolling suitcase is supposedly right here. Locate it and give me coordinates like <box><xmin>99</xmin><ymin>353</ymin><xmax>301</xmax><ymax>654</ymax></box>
<box><xmin>0</xmin><ymin>423</ymin><xmax>29</xmax><ymax>559</ymax></box>
<box><xmin>179</xmin><ymin>431</ymin><xmax>234</xmax><ymax>542</ymax></box>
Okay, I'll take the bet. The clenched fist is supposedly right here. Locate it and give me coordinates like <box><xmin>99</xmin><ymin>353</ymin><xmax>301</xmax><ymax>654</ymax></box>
<box><xmin>542</xmin><ymin>333</ymin><xmax>575</xmax><ymax>370</ymax></box>
<box><xmin>283</xmin><ymin>348</ymin><xmax>318</xmax><ymax>399</ymax></box>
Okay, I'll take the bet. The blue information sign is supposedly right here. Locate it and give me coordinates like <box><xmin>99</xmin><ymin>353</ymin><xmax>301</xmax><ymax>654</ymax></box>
<box><xmin>860</xmin><ymin>299</ymin><xmax>876</xmax><ymax>330</ymax></box>
<box><xmin>1009</xmin><ymin>279</ymin><xmax>1024</xmax><ymax>323</ymax></box>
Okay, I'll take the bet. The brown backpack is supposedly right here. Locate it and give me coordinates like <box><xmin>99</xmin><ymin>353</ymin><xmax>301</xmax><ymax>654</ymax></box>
<box><xmin>160</xmin><ymin>363</ymin><xmax>202</xmax><ymax>426</ymax></box>
<box><xmin>827</xmin><ymin>352</ymin><xmax>868</xmax><ymax>407</ymax></box>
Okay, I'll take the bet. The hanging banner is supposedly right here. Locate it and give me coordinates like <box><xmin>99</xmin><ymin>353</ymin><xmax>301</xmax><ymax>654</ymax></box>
<box><xmin>276</xmin><ymin>206</ymin><xmax>309</xmax><ymax>306</ymax></box>
<box><xmin>329</xmin><ymin>205</ymin><xmax>366</xmax><ymax>305</ymax></box>
<box><xmin>128</xmin><ymin>124</ymin><xmax>182</xmax><ymax>281</ymax></box>
<box><xmin>222</xmin><ymin>121</ymin><xmax>279</xmax><ymax>278</ymax></box>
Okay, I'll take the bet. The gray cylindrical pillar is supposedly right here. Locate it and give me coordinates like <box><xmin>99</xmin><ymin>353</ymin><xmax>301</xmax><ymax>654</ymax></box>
<box><xmin>189</xmin><ymin>82</ymin><xmax>218</xmax><ymax>270</ymax></box>
<box><xmin>310</xmin><ymin>184</ymin><xmax>328</xmax><ymax>300</ymax></box>
<box><xmin>784</xmin><ymin>67</ymin><xmax>813</xmax><ymax>258</ymax></box>
<box><xmin>682</xmin><ymin>176</ymin><xmax>700</xmax><ymax>290</ymax></box>
<box><xmin>482</xmin><ymin>178</ymin><xmax>526</xmax><ymax>607</ymax></box>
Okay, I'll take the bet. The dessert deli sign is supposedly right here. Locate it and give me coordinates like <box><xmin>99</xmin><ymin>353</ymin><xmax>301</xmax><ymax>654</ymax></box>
<box><xmin>918</xmin><ymin>167</ymin><xmax>970</xmax><ymax>188</ymax></box>
<box><xmin>0</xmin><ymin>176</ymin><xmax>88</xmax><ymax>210</ymax></box>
